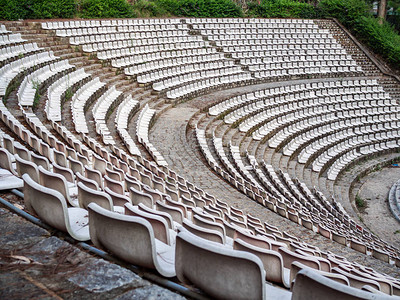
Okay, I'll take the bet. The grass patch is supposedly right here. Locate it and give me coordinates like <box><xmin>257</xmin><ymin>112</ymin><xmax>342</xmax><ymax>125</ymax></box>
<box><xmin>355</xmin><ymin>194</ymin><xmax>366</xmax><ymax>208</ymax></box>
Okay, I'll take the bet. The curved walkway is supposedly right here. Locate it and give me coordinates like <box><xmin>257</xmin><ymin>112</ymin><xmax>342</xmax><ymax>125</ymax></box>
<box><xmin>357</xmin><ymin>167</ymin><xmax>400</xmax><ymax>250</ymax></box>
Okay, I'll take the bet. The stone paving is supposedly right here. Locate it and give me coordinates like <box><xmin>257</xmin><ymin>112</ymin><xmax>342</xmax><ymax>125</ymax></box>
<box><xmin>150</xmin><ymin>85</ymin><xmax>400</xmax><ymax>279</ymax></box>
<box><xmin>0</xmin><ymin>202</ymin><xmax>186</xmax><ymax>299</ymax></box>
<box><xmin>357</xmin><ymin>167</ymin><xmax>400</xmax><ymax>250</ymax></box>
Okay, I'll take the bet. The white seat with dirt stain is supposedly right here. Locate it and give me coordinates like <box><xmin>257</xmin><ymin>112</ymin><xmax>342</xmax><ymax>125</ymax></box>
<box><xmin>0</xmin><ymin>148</ymin><xmax>23</xmax><ymax>189</ymax></box>
<box><xmin>175</xmin><ymin>228</ymin><xmax>292</xmax><ymax>300</ymax></box>
<box><xmin>87</xmin><ymin>202</ymin><xmax>176</xmax><ymax>277</ymax></box>
<box><xmin>22</xmin><ymin>173</ymin><xmax>89</xmax><ymax>241</ymax></box>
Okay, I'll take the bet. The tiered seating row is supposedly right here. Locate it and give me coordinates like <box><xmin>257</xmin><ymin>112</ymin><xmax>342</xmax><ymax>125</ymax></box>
<box><xmin>46</xmin><ymin>68</ymin><xmax>91</xmax><ymax>122</ymax></box>
<box><xmin>137</xmin><ymin>104</ymin><xmax>168</xmax><ymax>167</ymax></box>
<box><xmin>115</xmin><ymin>95</ymin><xmax>141</xmax><ymax>156</ymax></box>
<box><xmin>0</xmin><ymin>51</ymin><xmax>57</xmax><ymax>96</ymax></box>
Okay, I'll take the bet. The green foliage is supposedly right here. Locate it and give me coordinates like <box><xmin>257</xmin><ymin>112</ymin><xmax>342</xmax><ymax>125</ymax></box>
<box><xmin>132</xmin><ymin>0</ymin><xmax>169</xmax><ymax>17</ymax></box>
<box><xmin>318</xmin><ymin>0</ymin><xmax>400</xmax><ymax>68</ymax></box>
<box><xmin>0</xmin><ymin>0</ymin><xmax>75</xmax><ymax>20</ymax></box>
<box><xmin>0</xmin><ymin>0</ymin><xmax>33</xmax><ymax>20</ymax></box>
<box><xmin>355</xmin><ymin>194</ymin><xmax>366</xmax><ymax>208</ymax></box>
<box><xmin>247</xmin><ymin>0</ymin><xmax>321</xmax><ymax>19</ymax></box>
<box><xmin>32</xmin><ymin>0</ymin><xmax>76</xmax><ymax>19</ymax></box>
<box><xmin>318</xmin><ymin>0</ymin><xmax>369</xmax><ymax>27</ymax></box>
<box><xmin>156</xmin><ymin>0</ymin><xmax>244</xmax><ymax>18</ymax></box>
<box><xmin>79</xmin><ymin>0</ymin><xmax>135</xmax><ymax>18</ymax></box>
<box><xmin>355</xmin><ymin>16</ymin><xmax>400</xmax><ymax>65</ymax></box>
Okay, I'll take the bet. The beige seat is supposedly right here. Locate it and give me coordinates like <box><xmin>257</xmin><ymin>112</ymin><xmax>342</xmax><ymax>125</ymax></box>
<box><xmin>125</xmin><ymin>203</ymin><xmax>173</xmax><ymax>246</ymax></box>
<box><xmin>290</xmin><ymin>261</ymin><xmax>349</xmax><ymax>288</ymax></box>
<box><xmin>0</xmin><ymin>148</ymin><xmax>23</xmax><ymax>189</ymax></box>
<box><xmin>182</xmin><ymin>219</ymin><xmax>224</xmax><ymax>244</ymax></box>
<box><xmin>78</xmin><ymin>182</ymin><xmax>123</xmax><ymax>213</ymax></box>
<box><xmin>31</xmin><ymin>152</ymin><xmax>51</xmax><ymax>171</ymax></box>
<box><xmin>104</xmin><ymin>175</ymin><xmax>125</xmax><ymax>195</ymax></box>
<box><xmin>193</xmin><ymin>214</ymin><xmax>226</xmax><ymax>241</ymax></box>
<box><xmin>15</xmin><ymin>153</ymin><xmax>39</xmax><ymax>182</ymax></box>
<box><xmin>332</xmin><ymin>267</ymin><xmax>382</xmax><ymax>292</ymax></box>
<box><xmin>0</xmin><ymin>148</ymin><xmax>18</xmax><ymax>176</ymax></box>
<box><xmin>175</xmin><ymin>229</ymin><xmax>292</xmax><ymax>300</ymax></box>
<box><xmin>76</xmin><ymin>172</ymin><xmax>99</xmax><ymax>191</ymax></box>
<box><xmin>52</xmin><ymin>162</ymin><xmax>74</xmax><ymax>184</ymax></box>
<box><xmin>38</xmin><ymin>165</ymin><xmax>78</xmax><ymax>207</ymax></box>
<box><xmin>13</xmin><ymin>142</ymin><xmax>31</xmax><ymax>161</ymax></box>
<box><xmin>129</xmin><ymin>186</ymin><xmax>153</xmax><ymax>208</ymax></box>
<box><xmin>125</xmin><ymin>173</ymin><xmax>142</xmax><ymax>192</ymax></box>
<box><xmin>156</xmin><ymin>200</ymin><xmax>184</xmax><ymax>224</ymax></box>
<box><xmin>104</xmin><ymin>187</ymin><xmax>131</xmax><ymax>207</ymax></box>
<box><xmin>292</xmin><ymin>268</ymin><xmax>384</xmax><ymax>300</ymax></box>
<box><xmin>23</xmin><ymin>174</ymin><xmax>89</xmax><ymax>241</ymax></box>
<box><xmin>138</xmin><ymin>202</ymin><xmax>174</xmax><ymax>230</ymax></box>
<box><xmin>234</xmin><ymin>238</ymin><xmax>290</xmax><ymax>288</ymax></box>
<box><xmin>88</xmin><ymin>202</ymin><xmax>175</xmax><ymax>277</ymax></box>
<box><xmin>85</xmin><ymin>165</ymin><xmax>103</xmax><ymax>188</ymax></box>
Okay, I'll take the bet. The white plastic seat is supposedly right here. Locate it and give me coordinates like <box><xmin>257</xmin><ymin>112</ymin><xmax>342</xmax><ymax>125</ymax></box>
<box><xmin>23</xmin><ymin>173</ymin><xmax>90</xmax><ymax>241</ymax></box>
<box><xmin>88</xmin><ymin>202</ymin><xmax>176</xmax><ymax>277</ymax></box>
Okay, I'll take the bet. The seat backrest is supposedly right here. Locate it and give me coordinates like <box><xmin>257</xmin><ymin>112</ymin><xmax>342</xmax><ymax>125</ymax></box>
<box><xmin>332</xmin><ymin>267</ymin><xmax>381</xmax><ymax>292</ymax></box>
<box><xmin>52</xmin><ymin>162</ymin><xmax>74</xmax><ymax>183</ymax></box>
<box><xmin>85</xmin><ymin>165</ymin><xmax>103</xmax><ymax>187</ymax></box>
<box><xmin>31</xmin><ymin>152</ymin><xmax>50</xmax><ymax>171</ymax></box>
<box><xmin>279</xmin><ymin>246</ymin><xmax>320</xmax><ymax>271</ymax></box>
<box><xmin>88</xmin><ymin>202</ymin><xmax>156</xmax><ymax>269</ymax></box>
<box><xmin>0</xmin><ymin>148</ymin><xmax>17</xmax><ymax>176</ymax></box>
<box><xmin>175</xmin><ymin>230</ymin><xmax>265</xmax><ymax>300</ymax></box>
<box><xmin>22</xmin><ymin>173</ymin><xmax>68</xmax><ymax>233</ymax></box>
<box><xmin>234</xmin><ymin>238</ymin><xmax>286</xmax><ymax>286</ymax></box>
<box><xmin>38</xmin><ymin>165</ymin><xmax>70</xmax><ymax>202</ymax></box>
<box><xmin>182</xmin><ymin>219</ymin><xmax>224</xmax><ymax>244</ymax></box>
<box><xmin>104</xmin><ymin>175</ymin><xmax>124</xmax><ymax>194</ymax></box>
<box><xmin>125</xmin><ymin>203</ymin><xmax>170</xmax><ymax>245</ymax></box>
<box><xmin>104</xmin><ymin>187</ymin><xmax>130</xmax><ymax>207</ymax></box>
<box><xmin>129</xmin><ymin>186</ymin><xmax>153</xmax><ymax>208</ymax></box>
<box><xmin>138</xmin><ymin>203</ymin><xmax>173</xmax><ymax>230</ymax></box>
<box><xmin>15</xmin><ymin>154</ymin><xmax>39</xmax><ymax>182</ymax></box>
<box><xmin>156</xmin><ymin>200</ymin><xmax>184</xmax><ymax>224</ymax></box>
<box><xmin>78</xmin><ymin>181</ymin><xmax>113</xmax><ymax>210</ymax></box>
<box><xmin>292</xmin><ymin>268</ymin><xmax>380</xmax><ymax>300</ymax></box>
<box><xmin>193</xmin><ymin>214</ymin><xmax>226</xmax><ymax>238</ymax></box>
<box><xmin>76</xmin><ymin>172</ymin><xmax>99</xmax><ymax>190</ymax></box>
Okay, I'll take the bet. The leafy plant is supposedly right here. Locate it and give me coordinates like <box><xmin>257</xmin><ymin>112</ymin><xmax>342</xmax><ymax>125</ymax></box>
<box><xmin>247</xmin><ymin>0</ymin><xmax>321</xmax><ymax>19</ymax></box>
<box><xmin>355</xmin><ymin>194</ymin><xmax>366</xmax><ymax>208</ymax></box>
<box><xmin>79</xmin><ymin>0</ymin><xmax>135</xmax><ymax>18</ymax></box>
<box><xmin>318</xmin><ymin>0</ymin><xmax>369</xmax><ymax>27</ymax></box>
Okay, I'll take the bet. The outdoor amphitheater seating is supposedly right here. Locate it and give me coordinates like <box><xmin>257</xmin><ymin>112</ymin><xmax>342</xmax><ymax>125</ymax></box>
<box><xmin>23</xmin><ymin>174</ymin><xmax>90</xmax><ymax>241</ymax></box>
<box><xmin>77</xmin><ymin>181</ymin><xmax>124</xmax><ymax>213</ymax></box>
<box><xmin>291</xmin><ymin>268</ymin><xmax>387</xmax><ymax>300</ymax></box>
<box><xmin>15</xmin><ymin>153</ymin><xmax>39</xmax><ymax>182</ymax></box>
<box><xmin>233</xmin><ymin>238</ymin><xmax>291</xmax><ymax>288</ymax></box>
<box><xmin>332</xmin><ymin>267</ymin><xmax>382</xmax><ymax>292</ymax></box>
<box><xmin>125</xmin><ymin>203</ymin><xmax>174</xmax><ymax>246</ymax></box>
<box><xmin>175</xmin><ymin>228</ymin><xmax>292</xmax><ymax>300</ymax></box>
<box><xmin>38</xmin><ymin>165</ymin><xmax>78</xmax><ymax>207</ymax></box>
<box><xmin>46</xmin><ymin>68</ymin><xmax>90</xmax><ymax>122</ymax></box>
<box><xmin>18</xmin><ymin>60</ymin><xmax>74</xmax><ymax>106</ymax></box>
<box><xmin>1</xmin><ymin>51</ymin><xmax>57</xmax><ymax>96</ymax></box>
<box><xmin>88</xmin><ymin>202</ymin><xmax>176</xmax><ymax>277</ymax></box>
<box><xmin>129</xmin><ymin>186</ymin><xmax>154</xmax><ymax>208</ymax></box>
<box><xmin>0</xmin><ymin>148</ymin><xmax>23</xmax><ymax>190</ymax></box>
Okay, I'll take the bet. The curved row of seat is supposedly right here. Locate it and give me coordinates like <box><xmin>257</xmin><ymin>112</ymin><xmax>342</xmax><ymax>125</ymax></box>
<box><xmin>194</xmin><ymin>74</ymin><xmax>400</xmax><ymax>267</ymax></box>
<box><xmin>1</xmin><ymin>19</ymin><xmax>400</xmax><ymax>299</ymax></box>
